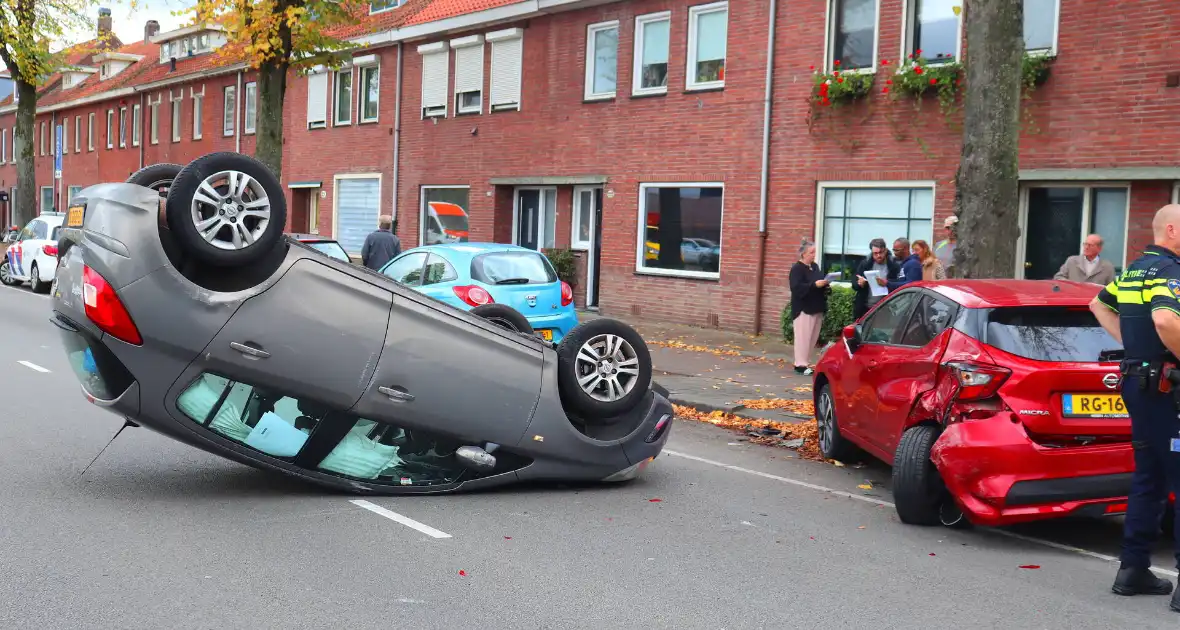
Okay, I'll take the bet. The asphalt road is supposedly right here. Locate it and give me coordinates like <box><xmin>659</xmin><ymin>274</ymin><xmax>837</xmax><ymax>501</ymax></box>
<box><xmin>3</xmin><ymin>281</ymin><xmax>1180</xmax><ymax>629</ymax></box>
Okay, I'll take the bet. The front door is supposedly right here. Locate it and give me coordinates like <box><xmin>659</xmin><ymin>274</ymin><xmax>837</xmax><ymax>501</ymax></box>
<box><xmin>1024</xmin><ymin>187</ymin><xmax>1083</xmax><ymax>280</ymax></box>
<box><xmin>516</xmin><ymin>189</ymin><xmax>540</xmax><ymax>250</ymax></box>
<box><xmin>574</xmin><ymin>186</ymin><xmax>604</xmax><ymax>307</ymax></box>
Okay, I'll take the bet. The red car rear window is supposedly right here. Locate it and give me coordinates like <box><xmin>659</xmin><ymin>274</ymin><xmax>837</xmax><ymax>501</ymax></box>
<box><xmin>984</xmin><ymin>306</ymin><xmax>1122</xmax><ymax>363</ymax></box>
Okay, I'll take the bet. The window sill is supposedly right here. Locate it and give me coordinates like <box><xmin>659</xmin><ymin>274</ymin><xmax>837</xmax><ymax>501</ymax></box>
<box><xmin>633</xmin><ymin>267</ymin><xmax>721</xmax><ymax>281</ymax></box>
<box><xmin>359</xmin><ymin>118</ymin><xmax>380</xmax><ymax>124</ymax></box>
<box><xmin>490</xmin><ymin>103</ymin><xmax>520</xmax><ymax>113</ymax></box>
<box><xmin>629</xmin><ymin>91</ymin><xmax>667</xmax><ymax>100</ymax></box>
<box><xmin>684</xmin><ymin>85</ymin><xmax>725</xmax><ymax>94</ymax></box>
<box><xmin>583</xmin><ymin>94</ymin><xmax>616</xmax><ymax>103</ymax></box>
<box><xmin>455</xmin><ymin>108</ymin><xmax>482</xmax><ymax>117</ymax></box>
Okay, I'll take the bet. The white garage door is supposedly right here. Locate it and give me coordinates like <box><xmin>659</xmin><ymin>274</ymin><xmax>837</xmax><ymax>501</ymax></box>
<box><xmin>335</xmin><ymin>177</ymin><xmax>380</xmax><ymax>255</ymax></box>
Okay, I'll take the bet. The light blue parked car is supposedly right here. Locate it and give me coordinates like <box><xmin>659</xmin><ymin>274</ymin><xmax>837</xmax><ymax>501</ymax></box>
<box><xmin>378</xmin><ymin>242</ymin><xmax>579</xmax><ymax>344</ymax></box>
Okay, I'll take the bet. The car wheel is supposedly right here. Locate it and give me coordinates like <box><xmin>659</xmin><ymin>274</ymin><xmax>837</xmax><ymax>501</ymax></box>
<box><xmin>556</xmin><ymin>318</ymin><xmax>652</xmax><ymax>418</ymax></box>
<box><xmin>815</xmin><ymin>384</ymin><xmax>862</xmax><ymax>461</ymax></box>
<box><xmin>470</xmin><ymin>303</ymin><xmax>533</xmax><ymax>335</ymax></box>
<box><xmin>127</xmin><ymin>163</ymin><xmax>184</xmax><ymax>198</ymax></box>
<box><xmin>165</xmin><ymin>152</ymin><xmax>287</xmax><ymax>268</ymax></box>
<box><xmin>29</xmin><ymin>262</ymin><xmax>48</xmax><ymax>293</ymax></box>
<box><xmin>0</xmin><ymin>259</ymin><xmax>15</xmax><ymax>286</ymax></box>
<box><xmin>892</xmin><ymin>424</ymin><xmax>947</xmax><ymax>526</ymax></box>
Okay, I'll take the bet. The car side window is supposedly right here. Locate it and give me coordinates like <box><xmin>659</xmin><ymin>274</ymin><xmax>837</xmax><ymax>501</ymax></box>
<box><xmin>31</xmin><ymin>220</ymin><xmax>47</xmax><ymax>240</ymax></box>
<box><xmin>898</xmin><ymin>295</ymin><xmax>955</xmax><ymax>347</ymax></box>
<box><xmin>17</xmin><ymin>221</ymin><xmax>37</xmax><ymax>241</ymax></box>
<box><xmin>422</xmin><ymin>253</ymin><xmax>458</xmax><ymax>286</ymax></box>
<box><xmin>862</xmin><ymin>291</ymin><xmax>920</xmax><ymax>345</ymax></box>
<box><xmin>382</xmin><ymin>252</ymin><xmax>427</xmax><ymax>286</ymax></box>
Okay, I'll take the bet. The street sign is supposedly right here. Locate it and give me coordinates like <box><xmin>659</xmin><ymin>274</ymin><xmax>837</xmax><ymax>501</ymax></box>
<box><xmin>54</xmin><ymin>124</ymin><xmax>62</xmax><ymax>179</ymax></box>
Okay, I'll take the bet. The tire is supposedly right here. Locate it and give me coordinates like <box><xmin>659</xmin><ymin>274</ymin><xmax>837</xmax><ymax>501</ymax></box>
<box><xmin>127</xmin><ymin>163</ymin><xmax>184</xmax><ymax>198</ymax></box>
<box><xmin>29</xmin><ymin>262</ymin><xmax>48</xmax><ymax>293</ymax></box>
<box><xmin>815</xmin><ymin>384</ymin><xmax>862</xmax><ymax>462</ymax></box>
<box><xmin>892</xmin><ymin>424</ymin><xmax>947</xmax><ymax>526</ymax></box>
<box><xmin>0</xmin><ymin>259</ymin><xmax>15</xmax><ymax>286</ymax></box>
<box><xmin>556</xmin><ymin>318</ymin><xmax>652</xmax><ymax>418</ymax></box>
<box><xmin>165</xmin><ymin>152</ymin><xmax>287</xmax><ymax>268</ymax></box>
<box><xmin>470</xmin><ymin>303</ymin><xmax>533</xmax><ymax>335</ymax></box>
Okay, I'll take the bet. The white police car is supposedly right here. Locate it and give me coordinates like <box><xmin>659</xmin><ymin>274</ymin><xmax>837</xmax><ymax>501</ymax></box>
<box><xmin>1</xmin><ymin>212</ymin><xmax>65</xmax><ymax>293</ymax></box>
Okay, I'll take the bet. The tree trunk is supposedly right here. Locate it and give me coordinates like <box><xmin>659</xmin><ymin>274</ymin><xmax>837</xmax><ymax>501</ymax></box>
<box><xmin>14</xmin><ymin>78</ymin><xmax>37</xmax><ymax>227</ymax></box>
<box><xmin>254</xmin><ymin>60</ymin><xmax>288</xmax><ymax>179</ymax></box>
<box><xmin>951</xmin><ymin>0</ymin><xmax>1025</xmax><ymax>279</ymax></box>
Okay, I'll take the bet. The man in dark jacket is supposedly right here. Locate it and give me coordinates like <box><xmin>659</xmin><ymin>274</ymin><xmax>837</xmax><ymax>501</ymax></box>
<box><xmin>887</xmin><ymin>237</ymin><xmax>922</xmax><ymax>291</ymax></box>
<box><xmin>853</xmin><ymin>238</ymin><xmax>901</xmax><ymax>320</ymax></box>
<box><xmin>361</xmin><ymin>215</ymin><xmax>401</xmax><ymax>271</ymax></box>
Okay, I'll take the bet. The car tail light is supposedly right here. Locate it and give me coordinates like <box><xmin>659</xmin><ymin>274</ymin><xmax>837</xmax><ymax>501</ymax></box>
<box><xmin>944</xmin><ymin>360</ymin><xmax>1010</xmax><ymax>401</ymax></box>
<box><xmin>43</xmin><ymin>244</ymin><xmax>58</xmax><ymax>257</ymax></box>
<box><xmin>453</xmin><ymin>284</ymin><xmax>494</xmax><ymax>307</ymax></box>
<box><xmin>1105</xmin><ymin>502</ymin><xmax>1128</xmax><ymax>514</ymax></box>
<box><xmin>560</xmin><ymin>281</ymin><xmax>573</xmax><ymax>307</ymax></box>
<box><xmin>82</xmin><ymin>265</ymin><xmax>142</xmax><ymax>345</ymax></box>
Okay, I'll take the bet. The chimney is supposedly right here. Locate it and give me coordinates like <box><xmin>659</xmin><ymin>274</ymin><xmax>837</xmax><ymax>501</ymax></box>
<box><xmin>144</xmin><ymin>20</ymin><xmax>160</xmax><ymax>43</ymax></box>
<box><xmin>97</xmin><ymin>8</ymin><xmax>112</xmax><ymax>41</ymax></box>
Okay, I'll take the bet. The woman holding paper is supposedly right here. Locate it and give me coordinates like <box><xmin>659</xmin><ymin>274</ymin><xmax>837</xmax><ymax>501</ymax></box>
<box><xmin>789</xmin><ymin>239</ymin><xmax>831</xmax><ymax>375</ymax></box>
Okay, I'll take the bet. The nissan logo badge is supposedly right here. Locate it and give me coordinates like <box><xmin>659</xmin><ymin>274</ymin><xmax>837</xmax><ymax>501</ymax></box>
<box><xmin>1103</xmin><ymin>373</ymin><xmax>1121</xmax><ymax>390</ymax></box>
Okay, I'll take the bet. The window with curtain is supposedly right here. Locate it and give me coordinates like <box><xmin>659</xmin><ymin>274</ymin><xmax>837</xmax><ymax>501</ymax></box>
<box><xmin>688</xmin><ymin>2</ymin><xmax>727</xmax><ymax>89</ymax></box>
<box><xmin>633</xmin><ymin>13</ymin><xmax>670</xmax><ymax>94</ymax></box>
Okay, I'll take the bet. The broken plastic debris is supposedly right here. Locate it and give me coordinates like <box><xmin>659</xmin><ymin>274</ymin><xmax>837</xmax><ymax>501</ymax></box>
<box><xmin>648</xmin><ymin>498</ymin><xmax>663</xmax><ymax>502</ymax></box>
<box><xmin>1018</xmin><ymin>565</ymin><xmax>1041</xmax><ymax>569</ymax></box>
<box><xmin>781</xmin><ymin>438</ymin><xmax>805</xmax><ymax>448</ymax></box>
<box><xmin>458</xmin><ymin>570</ymin><xmax>468</xmax><ymax>576</ymax></box>
<box><xmin>857</xmin><ymin>525</ymin><xmax>866</xmax><ymax>529</ymax></box>
<box><xmin>504</xmin><ymin>536</ymin><xmax>512</xmax><ymax>540</ymax></box>
<box><xmin>832</xmin><ymin>460</ymin><xmax>846</xmax><ymax>467</ymax></box>
<box><xmin>929</xmin><ymin>553</ymin><xmax>936</xmax><ymax>557</ymax></box>
<box><xmin>858</xmin><ymin>484</ymin><xmax>873</xmax><ymax>490</ymax></box>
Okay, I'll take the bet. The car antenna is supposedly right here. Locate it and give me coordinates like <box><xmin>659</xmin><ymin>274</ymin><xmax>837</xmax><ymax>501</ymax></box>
<box><xmin>79</xmin><ymin>419</ymin><xmax>134</xmax><ymax>478</ymax></box>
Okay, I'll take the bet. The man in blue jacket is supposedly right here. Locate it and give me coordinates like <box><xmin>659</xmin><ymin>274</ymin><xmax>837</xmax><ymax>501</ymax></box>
<box><xmin>887</xmin><ymin>237</ymin><xmax>922</xmax><ymax>291</ymax></box>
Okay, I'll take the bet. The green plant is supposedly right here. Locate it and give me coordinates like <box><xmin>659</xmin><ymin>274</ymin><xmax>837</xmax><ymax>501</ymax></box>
<box><xmin>781</xmin><ymin>284</ymin><xmax>855</xmax><ymax>347</ymax></box>
<box><xmin>809</xmin><ymin>61</ymin><xmax>875</xmax><ymax>108</ymax></box>
<box><xmin>543</xmin><ymin>247</ymin><xmax>578</xmax><ymax>285</ymax></box>
<box><xmin>1019</xmin><ymin>52</ymin><xmax>1055</xmax><ymax>134</ymax></box>
<box><xmin>886</xmin><ymin>53</ymin><xmax>963</xmax><ymax>120</ymax></box>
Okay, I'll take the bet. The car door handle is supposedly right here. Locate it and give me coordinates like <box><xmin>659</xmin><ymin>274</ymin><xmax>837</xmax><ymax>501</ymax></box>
<box><xmin>229</xmin><ymin>341</ymin><xmax>270</xmax><ymax>359</ymax></box>
<box><xmin>379</xmin><ymin>386</ymin><xmax>415</xmax><ymax>403</ymax></box>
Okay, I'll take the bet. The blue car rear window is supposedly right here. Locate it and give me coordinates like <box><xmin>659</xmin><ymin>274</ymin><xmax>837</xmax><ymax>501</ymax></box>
<box><xmin>470</xmin><ymin>251</ymin><xmax>558</xmax><ymax>285</ymax></box>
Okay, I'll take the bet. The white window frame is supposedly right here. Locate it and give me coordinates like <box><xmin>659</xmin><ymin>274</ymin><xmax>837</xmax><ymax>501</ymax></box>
<box><xmin>244</xmin><ymin>81</ymin><xmax>257</xmax><ymax>134</ymax></box>
<box><xmin>571</xmin><ymin>185</ymin><xmax>597</xmax><ymax>250</ymax></box>
<box><xmin>1173</xmin><ymin>182</ymin><xmax>1180</xmax><ymax>206</ymax></box>
<box><xmin>149</xmin><ymin>93</ymin><xmax>161</xmax><ymax>144</ymax></box>
<box><xmin>1023</xmin><ymin>0</ymin><xmax>1061</xmax><ymax>57</ymax></box>
<box><xmin>74</xmin><ymin>115</ymin><xmax>81</xmax><ymax>152</ymax></box>
<box><xmin>822</xmin><ymin>0</ymin><xmax>881</xmax><ymax>74</ymax></box>
<box><xmin>635</xmin><ymin>182</ymin><xmax>725</xmax><ymax>280</ymax></box>
<box><xmin>331</xmin><ymin>172</ymin><xmax>385</xmax><ymax>253</ymax></box>
<box><xmin>418</xmin><ymin>185</ymin><xmax>471</xmax><ymax>246</ymax></box>
<box><xmin>355</xmin><ymin>56</ymin><xmax>380</xmax><ymax>123</ymax></box>
<box><xmin>584</xmin><ymin>20</ymin><xmax>619</xmax><ymax>101</ymax></box>
<box><xmin>369</xmin><ymin>0</ymin><xmax>399</xmax><ymax>14</ymax></box>
<box><xmin>334</xmin><ymin>66</ymin><xmax>353</xmax><ymax>126</ymax></box>
<box><xmin>1</xmin><ymin>129</ymin><xmax>5</xmax><ymax>163</ymax></box>
<box><xmin>40</xmin><ymin>186</ymin><xmax>54</xmax><ymax>213</ymax></box>
<box><xmin>450</xmin><ymin>35</ymin><xmax>484</xmax><ymax>115</ymax></box>
<box><xmin>487</xmin><ymin>28</ymin><xmax>523</xmax><ymax>112</ymax></box>
<box><xmin>307</xmin><ymin>68</ymin><xmax>329</xmax><ymax>129</ymax></box>
<box><xmin>631</xmin><ymin>11</ymin><xmax>672</xmax><ymax>97</ymax></box>
<box><xmin>40</xmin><ymin>121</ymin><xmax>46</xmax><ymax>155</ymax></box>
<box><xmin>418</xmin><ymin>42</ymin><xmax>449</xmax><ymax>118</ymax></box>
<box><xmin>88</xmin><ymin>113</ymin><xmax>95</xmax><ymax>151</ymax></box>
<box><xmin>899</xmin><ymin>0</ymin><xmax>963</xmax><ymax>64</ymax></box>
<box><xmin>119</xmin><ymin>106</ymin><xmax>127</xmax><ymax>148</ymax></box>
<box><xmin>686</xmin><ymin>1</ymin><xmax>728</xmax><ymax>91</ymax></box>
<box><xmin>105</xmin><ymin>111</ymin><xmax>113</xmax><ymax>149</ymax></box>
<box><xmin>1015</xmin><ymin>182</ymin><xmax>1132</xmax><ymax>279</ymax></box>
<box><xmin>223</xmin><ymin>85</ymin><xmax>236</xmax><ymax>136</ymax></box>
<box><xmin>813</xmin><ymin>180</ymin><xmax>937</xmax><ymax>278</ymax></box>
<box><xmin>511</xmin><ymin>186</ymin><xmax>558</xmax><ymax>250</ymax></box>
<box><xmin>132</xmin><ymin>103</ymin><xmax>141</xmax><ymax>147</ymax></box>
<box><xmin>171</xmin><ymin>90</ymin><xmax>183</xmax><ymax>142</ymax></box>
<box><xmin>191</xmin><ymin>85</ymin><xmax>205</xmax><ymax>140</ymax></box>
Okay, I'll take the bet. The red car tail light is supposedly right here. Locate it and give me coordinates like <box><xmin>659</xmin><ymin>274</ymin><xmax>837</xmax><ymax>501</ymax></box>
<box><xmin>43</xmin><ymin>244</ymin><xmax>58</xmax><ymax>257</ymax></box>
<box><xmin>945</xmin><ymin>360</ymin><xmax>1010</xmax><ymax>401</ymax></box>
<box><xmin>82</xmin><ymin>265</ymin><xmax>143</xmax><ymax>345</ymax></box>
<box><xmin>560</xmin><ymin>281</ymin><xmax>573</xmax><ymax>307</ymax></box>
<box><xmin>453</xmin><ymin>284</ymin><xmax>494</xmax><ymax>307</ymax></box>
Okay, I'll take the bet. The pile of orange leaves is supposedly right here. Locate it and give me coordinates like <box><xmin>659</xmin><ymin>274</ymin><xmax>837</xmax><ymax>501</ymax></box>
<box><xmin>672</xmin><ymin>404</ymin><xmax>824</xmax><ymax>461</ymax></box>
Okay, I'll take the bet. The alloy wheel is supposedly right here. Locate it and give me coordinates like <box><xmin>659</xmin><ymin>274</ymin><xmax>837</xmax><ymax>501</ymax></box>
<box><xmin>817</xmin><ymin>390</ymin><xmax>834</xmax><ymax>454</ymax></box>
<box><xmin>189</xmin><ymin>169</ymin><xmax>272</xmax><ymax>251</ymax></box>
<box><xmin>574</xmin><ymin>333</ymin><xmax>641</xmax><ymax>402</ymax></box>
<box><xmin>0</xmin><ymin>261</ymin><xmax>10</xmax><ymax>285</ymax></box>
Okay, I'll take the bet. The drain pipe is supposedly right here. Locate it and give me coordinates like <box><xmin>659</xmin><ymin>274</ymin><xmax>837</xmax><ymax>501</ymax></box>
<box><xmin>235</xmin><ymin>70</ymin><xmax>243</xmax><ymax>154</ymax></box>
<box><xmin>138</xmin><ymin>92</ymin><xmax>145</xmax><ymax>169</ymax></box>
<box><xmin>752</xmin><ymin>0</ymin><xmax>778</xmax><ymax>336</ymax></box>
<box><xmin>391</xmin><ymin>42</ymin><xmax>403</xmax><ymax>228</ymax></box>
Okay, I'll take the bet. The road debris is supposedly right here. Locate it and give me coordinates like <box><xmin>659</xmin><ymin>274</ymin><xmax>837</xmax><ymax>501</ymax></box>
<box><xmin>672</xmin><ymin>404</ymin><xmax>824</xmax><ymax>461</ymax></box>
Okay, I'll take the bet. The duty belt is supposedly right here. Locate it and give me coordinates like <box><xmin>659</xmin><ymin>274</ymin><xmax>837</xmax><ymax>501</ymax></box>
<box><xmin>1121</xmin><ymin>358</ymin><xmax>1180</xmax><ymax>394</ymax></box>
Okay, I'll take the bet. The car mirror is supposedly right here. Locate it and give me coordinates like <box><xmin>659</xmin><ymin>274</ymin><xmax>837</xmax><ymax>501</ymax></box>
<box><xmin>842</xmin><ymin>324</ymin><xmax>861</xmax><ymax>352</ymax></box>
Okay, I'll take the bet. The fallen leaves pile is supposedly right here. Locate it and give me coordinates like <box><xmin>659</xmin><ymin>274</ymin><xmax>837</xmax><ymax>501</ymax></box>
<box><xmin>672</xmin><ymin>404</ymin><xmax>824</xmax><ymax>461</ymax></box>
<box><xmin>651</xmin><ymin>340</ymin><xmax>743</xmax><ymax>357</ymax></box>
<box><xmin>735</xmin><ymin>397</ymin><xmax>815</xmax><ymax>418</ymax></box>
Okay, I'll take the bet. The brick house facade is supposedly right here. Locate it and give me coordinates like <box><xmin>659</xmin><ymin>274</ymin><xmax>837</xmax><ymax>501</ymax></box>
<box><xmin>3</xmin><ymin>0</ymin><xmax>1180</xmax><ymax>335</ymax></box>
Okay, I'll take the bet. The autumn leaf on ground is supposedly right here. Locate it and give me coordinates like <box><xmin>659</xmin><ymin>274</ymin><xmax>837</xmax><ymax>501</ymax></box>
<box><xmin>857</xmin><ymin>484</ymin><xmax>873</xmax><ymax>490</ymax></box>
<box><xmin>672</xmin><ymin>404</ymin><xmax>824</xmax><ymax>461</ymax></box>
<box><xmin>736</xmin><ymin>398</ymin><xmax>816</xmax><ymax>416</ymax></box>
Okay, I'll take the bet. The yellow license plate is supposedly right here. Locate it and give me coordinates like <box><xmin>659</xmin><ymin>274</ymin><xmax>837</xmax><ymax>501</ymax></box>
<box><xmin>538</xmin><ymin>329</ymin><xmax>553</xmax><ymax>341</ymax></box>
<box><xmin>66</xmin><ymin>205</ymin><xmax>85</xmax><ymax>227</ymax></box>
<box><xmin>1063</xmin><ymin>393</ymin><xmax>1128</xmax><ymax>418</ymax></box>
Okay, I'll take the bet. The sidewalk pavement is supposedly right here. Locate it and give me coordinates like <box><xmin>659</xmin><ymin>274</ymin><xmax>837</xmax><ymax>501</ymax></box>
<box><xmin>577</xmin><ymin>310</ymin><xmax>830</xmax><ymax>425</ymax></box>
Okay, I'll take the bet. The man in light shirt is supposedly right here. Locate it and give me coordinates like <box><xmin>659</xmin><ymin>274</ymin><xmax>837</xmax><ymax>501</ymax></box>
<box><xmin>934</xmin><ymin>216</ymin><xmax>958</xmax><ymax>277</ymax></box>
<box><xmin>1054</xmin><ymin>233</ymin><xmax>1116</xmax><ymax>285</ymax></box>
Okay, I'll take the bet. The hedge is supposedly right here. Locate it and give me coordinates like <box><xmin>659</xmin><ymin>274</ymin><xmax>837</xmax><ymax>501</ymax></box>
<box><xmin>781</xmin><ymin>283</ymin><xmax>856</xmax><ymax>346</ymax></box>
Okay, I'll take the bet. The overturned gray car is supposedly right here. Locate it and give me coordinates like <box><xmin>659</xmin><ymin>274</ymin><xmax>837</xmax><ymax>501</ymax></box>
<box><xmin>50</xmin><ymin>152</ymin><xmax>672</xmax><ymax>493</ymax></box>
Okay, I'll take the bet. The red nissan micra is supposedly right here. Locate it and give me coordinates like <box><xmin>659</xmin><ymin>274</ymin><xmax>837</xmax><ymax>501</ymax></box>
<box><xmin>812</xmin><ymin>279</ymin><xmax>1154</xmax><ymax>529</ymax></box>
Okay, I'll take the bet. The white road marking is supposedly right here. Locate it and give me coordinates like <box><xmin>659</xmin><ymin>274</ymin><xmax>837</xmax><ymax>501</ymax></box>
<box><xmin>349</xmin><ymin>499</ymin><xmax>452</xmax><ymax>539</ymax></box>
<box><xmin>663</xmin><ymin>449</ymin><xmax>1180</xmax><ymax>578</ymax></box>
<box><xmin>0</xmin><ymin>284</ymin><xmax>49</xmax><ymax>298</ymax></box>
<box><xmin>17</xmin><ymin>360</ymin><xmax>51</xmax><ymax>373</ymax></box>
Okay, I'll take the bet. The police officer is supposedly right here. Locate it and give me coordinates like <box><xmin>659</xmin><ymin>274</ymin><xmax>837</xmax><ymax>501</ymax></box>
<box><xmin>1090</xmin><ymin>203</ymin><xmax>1180</xmax><ymax>610</ymax></box>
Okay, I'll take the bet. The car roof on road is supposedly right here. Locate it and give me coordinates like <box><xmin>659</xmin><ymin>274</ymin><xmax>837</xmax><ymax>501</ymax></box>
<box><xmin>921</xmin><ymin>279</ymin><xmax>1104</xmax><ymax>308</ymax></box>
